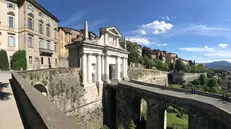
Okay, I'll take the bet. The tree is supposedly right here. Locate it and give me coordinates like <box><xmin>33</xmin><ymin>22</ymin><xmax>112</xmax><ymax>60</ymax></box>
<box><xmin>175</xmin><ymin>59</ymin><xmax>186</xmax><ymax>72</ymax></box>
<box><xmin>207</xmin><ymin>78</ymin><xmax>218</xmax><ymax>87</ymax></box>
<box><xmin>199</xmin><ymin>74</ymin><xmax>206</xmax><ymax>85</ymax></box>
<box><xmin>101</xmin><ymin>125</ymin><xmax>110</xmax><ymax>129</ymax></box>
<box><xmin>129</xmin><ymin>120</ymin><xmax>136</xmax><ymax>129</ymax></box>
<box><xmin>169</xmin><ymin>63</ymin><xmax>175</xmax><ymax>71</ymax></box>
<box><xmin>143</xmin><ymin>55</ymin><xmax>154</xmax><ymax>69</ymax></box>
<box><xmin>12</xmin><ymin>50</ymin><xmax>27</xmax><ymax>70</ymax></box>
<box><xmin>0</xmin><ymin>50</ymin><xmax>9</xmax><ymax>70</ymax></box>
<box><xmin>118</xmin><ymin>124</ymin><xmax>125</xmax><ymax>129</ymax></box>
<box><xmin>139</xmin><ymin>56</ymin><xmax>144</xmax><ymax>66</ymax></box>
<box><xmin>191</xmin><ymin>80</ymin><xmax>200</xmax><ymax>86</ymax></box>
<box><xmin>126</xmin><ymin>41</ymin><xmax>141</xmax><ymax>65</ymax></box>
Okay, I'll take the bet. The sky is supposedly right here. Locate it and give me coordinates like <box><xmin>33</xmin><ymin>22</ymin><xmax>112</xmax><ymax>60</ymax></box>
<box><xmin>38</xmin><ymin>0</ymin><xmax>231</xmax><ymax>63</ymax></box>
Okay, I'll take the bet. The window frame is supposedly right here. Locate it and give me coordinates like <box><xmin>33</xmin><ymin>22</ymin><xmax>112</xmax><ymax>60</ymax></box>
<box><xmin>29</xmin><ymin>56</ymin><xmax>32</xmax><ymax>64</ymax></box>
<box><xmin>8</xmin><ymin>16</ymin><xmax>14</xmax><ymax>28</ymax></box>
<box><xmin>8</xmin><ymin>36</ymin><xmax>15</xmax><ymax>47</ymax></box>
<box><xmin>41</xmin><ymin>57</ymin><xmax>43</xmax><ymax>64</ymax></box>
<box><xmin>7</xmin><ymin>3</ymin><xmax>15</xmax><ymax>9</ymax></box>
<box><xmin>27</xmin><ymin>36</ymin><xmax>33</xmax><ymax>48</ymax></box>
<box><xmin>28</xmin><ymin>4</ymin><xmax>34</xmax><ymax>12</ymax></box>
<box><xmin>39</xmin><ymin>22</ymin><xmax>43</xmax><ymax>34</ymax></box>
<box><xmin>46</xmin><ymin>26</ymin><xmax>50</xmax><ymax>37</ymax></box>
<box><xmin>27</xmin><ymin>17</ymin><xmax>34</xmax><ymax>30</ymax></box>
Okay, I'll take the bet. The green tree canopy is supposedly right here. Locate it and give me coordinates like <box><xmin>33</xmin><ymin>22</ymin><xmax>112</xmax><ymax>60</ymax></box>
<box><xmin>12</xmin><ymin>50</ymin><xmax>27</xmax><ymax>70</ymax></box>
<box><xmin>199</xmin><ymin>74</ymin><xmax>207</xmax><ymax>85</ymax></box>
<box><xmin>207</xmin><ymin>78</ymin><xmax>218</xmax><ymax>87</ymax></box>
<box><xmin>175</xmin><ymin>59</ymin><xmax>186</xmax><ymax>72</ymax></box>
<box><xmin>126</xmin><ymin>41</ymin><xmax>141</xmax><ymax>65</ymax></box>
<box><xmin>0</xmin><ymin>50</ymin><xmax>9</xmax><ymax>70</ymax></box>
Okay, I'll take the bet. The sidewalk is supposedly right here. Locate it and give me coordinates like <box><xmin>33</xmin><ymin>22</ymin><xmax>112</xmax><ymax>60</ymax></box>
<box><xmin>0</xmin><ymin>72</ymin><xmax>24</xmax><ymax>129</ymax></box>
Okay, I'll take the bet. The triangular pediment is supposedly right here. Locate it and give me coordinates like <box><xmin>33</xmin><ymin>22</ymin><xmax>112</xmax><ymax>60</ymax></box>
<box><xmin>105</xmin><ymin>26</ymin><xmax>122</xmax><ymax>37</ymax></box>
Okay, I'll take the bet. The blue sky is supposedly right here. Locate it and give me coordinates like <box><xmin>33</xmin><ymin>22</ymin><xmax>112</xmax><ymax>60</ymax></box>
<box><xmin>38</xmin><ymin>0</ymin><xmax>231</xmax><ymax>63</ymax></box>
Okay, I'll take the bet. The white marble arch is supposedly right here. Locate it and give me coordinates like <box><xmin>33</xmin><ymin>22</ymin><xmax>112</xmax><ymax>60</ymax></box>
<box><xmin>66</xmin><ymin>21</ymin><xmax>129</xmax><ymax>87</ymax></box>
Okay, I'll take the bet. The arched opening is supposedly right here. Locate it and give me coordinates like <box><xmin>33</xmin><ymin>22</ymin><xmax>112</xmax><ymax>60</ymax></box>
<box><xmin>163</xmin><ymin>106</ymin><xmax>189</xmax><ymax>129</ymax></box>
<box><xmin>131</xmin><ymin>97</ymin><xmax>147</xmax><ymax>129</ymax></box>
<box><xmin>34</xmin><ymin>84</ymin><xmax>47</xmax><ymax>96</ymax></box>
<box><xmin>168</xmin><ymin>74</ymin><xmax>173</xmax><ymax>84</ymax></box>
<box><xmin>103</xmin><ymin>87</ymin><xmax>117</xmax><ymax>129</ymax></box>
<box><xmin>33</xmin><ymin>58</ymin><xmax>40</xmax><ymax>70</ymax></box>
<box><xmin>209</xmin><ymin>119</ymin><xmax>227</xmax><ymax>129</ymax></box>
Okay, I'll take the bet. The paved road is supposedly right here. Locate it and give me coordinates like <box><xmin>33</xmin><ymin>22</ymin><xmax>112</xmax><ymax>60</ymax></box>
<box><xmin>0</xmin><ymin>72</ymin><xmax>24</xmax><ymax>129</ymax></box>
<box><xmin>120</xmin><ymin>81</ymin><xmax>231</xmax><ymax>114</ymax></box>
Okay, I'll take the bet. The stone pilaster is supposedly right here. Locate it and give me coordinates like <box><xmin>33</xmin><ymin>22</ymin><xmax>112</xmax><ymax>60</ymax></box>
<box><xmin>101</xmin><ymin>55</ymin><xmax>104</xmax><ymax>80</ymax></box>
<box><xmin>97</xmin><ymin>54</ymin><xmax>101</xmax><ymax>82</ymax></box>
<box><xmin>87</xmin><ymin>53</ymin><xmax>92</xmax><ymax>83</ymax></box>
<box><xmin>189</xmin><ymin>107</ymin><xmax>208</xmax><ymax>129</ymax></box>
<box><xmin>116</xmin><ymin>56</ymin><xmax>121</xmax><ymax>81</ymax></box>
<box><xmin>105</xmin><ymin>55</ymin><xmax>109</xmax><ymax>82</ymax></box>
<box><xmin>146</xmin><ymin>99</ymin><xmax>162</xmax><ymax>129</ymax></box>
<box><xmin>82</xmin><ymin>53</ymin><xmax>87</xmax><ymax>84</ymax></box>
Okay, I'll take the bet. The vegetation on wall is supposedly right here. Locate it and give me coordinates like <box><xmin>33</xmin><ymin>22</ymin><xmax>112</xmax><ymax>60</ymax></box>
<box><xmin>12</xmin><ymin>50</ymin><xmax>27</xmax><ymax>70</ymax></box>
<box><xmin>0</xmin><ymin>50</ymin><xmax>9</xmax><ymax>70</ymax></box>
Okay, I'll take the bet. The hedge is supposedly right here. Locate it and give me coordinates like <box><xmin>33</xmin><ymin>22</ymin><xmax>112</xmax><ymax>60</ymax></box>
<box><xmin>12</xmin><ymin>50</ymin><xmax>27</xmax><ymax>70</ymax></box>
<box><xmin>0</xmin><ymin>50</ymin><xmax>9</xmax><ymax>70</ymax></box>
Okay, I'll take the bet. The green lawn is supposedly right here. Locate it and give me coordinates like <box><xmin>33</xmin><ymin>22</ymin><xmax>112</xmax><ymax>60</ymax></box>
<box><xmin>167</xmin><ymin>108</ymin><xmax>188</xmax><ymax>129</ymax></box>
<box><xmin>169</xmin><ymin>84</ymin><xmax>182</xmax><ymax>89</ymax></box>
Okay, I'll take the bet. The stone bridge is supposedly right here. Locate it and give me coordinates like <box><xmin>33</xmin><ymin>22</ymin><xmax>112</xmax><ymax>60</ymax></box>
<box><xmin>114</xmin><ymin>80</ymin><xmax>231</xmax><ymax>129</ymax></box>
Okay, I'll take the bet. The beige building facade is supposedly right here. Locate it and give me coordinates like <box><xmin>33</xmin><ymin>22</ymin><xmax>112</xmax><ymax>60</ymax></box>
<box><xmin>0</xmin><ymin>0</ymin><xmax>59</xmax><ymax>70</ymax></box>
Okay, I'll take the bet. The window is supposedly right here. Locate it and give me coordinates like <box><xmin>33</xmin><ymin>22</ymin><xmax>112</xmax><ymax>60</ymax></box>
<box><xmin>8</xmin><ymin>36</ymin><xmax>15</xmax><ymax>47</ymax></box>
<box><xmin>39</xmin><ymin>12</ymin><xmax>44</xmax><ymax>18</ymax></box>
<box><xmin>29</xmin><ymin>56</ymin><xmax>32</xmax><ymax>64</ymax></box>
<box><xmin>55</xmin><ymin>58</ymin><xmax>57</xmax><ymax>65</ymax></box>
<box><xmin>54</xmin><ymin>29</ymin><xmax>57</xmax><ymax>39</ymax></box>
<box><xmin>39</xmin><ymin>22</ymin><xmax>43</xmax><ymax>34</ymax></box>
<box><xmin>7</xmin><ymin>3</ymin><xmax>15</xmax><ymax>9</ymax></box>
<box><xmin>28</xmin><ymin>4</ymin><xmax>34</xmax><ymax>12</ymax></box>
<box><xmin>47</xmin><ymin>41</ymin><xmax>50</xmax><ymax>49</ymax></box>
<box><xmin>54</xmin><ymin>44</ymin><xmax>57</xmax><ymax>52</ymax></box>
<box><xmin>46</xmin><ymin>26</ymin><xmax>50</xmax><ymax>37</ymax></box>
<box><xmin>8</xmin><ymin>16</ymin><xmax>14</xmax><ymax>28</ymax></box>
<box><xmin>9</xmin><ymin>56</ymin><xmax>12</xmax><ymax>62</ymax></box>
<box><xmin>28</xmin><ymin>17</ymin><xmax>33</xmax><ymax>29</ymax></box>
<box><xmin>27</xmin><ymin>36</ymin><xmax>33</xmax><ymax>47</ymax></box>
<box><xmin>39</xmin><ymin>39</ymin><xmax>43</xmax><ymax>48</ymax></box>
<box><xmin>41</xmin><ymin>57</ymin><xmax>43</xmax><ymax>64</ymax></box>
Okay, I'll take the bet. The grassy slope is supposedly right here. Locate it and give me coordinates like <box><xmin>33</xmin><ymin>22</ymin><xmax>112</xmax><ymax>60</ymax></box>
<box><xmin>167</xmin><ymin>112</ymin><xmax>188</xmax><ymax>129</ymax></box>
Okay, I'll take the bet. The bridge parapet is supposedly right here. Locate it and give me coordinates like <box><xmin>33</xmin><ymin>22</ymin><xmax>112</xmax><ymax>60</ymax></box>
<box><xmin>11</xmin><ymin>72</ymin><xmax>77</xmax><ymax>129</ymax></box>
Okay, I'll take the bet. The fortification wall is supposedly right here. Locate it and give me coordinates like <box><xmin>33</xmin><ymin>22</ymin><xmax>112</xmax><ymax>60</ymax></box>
<box><xmin>128</xmin><ymin>67</ymin><xmax>168</xmax><ymax>86</ymax></box>
<box><xmin>172</xmin><ymin>73</ymin><xmax>205</xmax><ymax>84</ymax></box>
<box><xmin>18</xmin><ymin>68</ymin><xmax>103</xmax><ymax>129</ymax></box>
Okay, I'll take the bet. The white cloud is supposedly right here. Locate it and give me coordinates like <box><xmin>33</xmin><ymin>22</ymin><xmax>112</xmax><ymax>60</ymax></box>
<box><xmin>218</xmin><ymin>43</ymin><xmax>228</xmax><ymax>48</ymax></box>
<box><xmin>60</xmin><ymin>10</ymin><xmax>88</xmax><ymax>26</ymax></box>
<box><xmin>127</xmin><ymin>37</ymin><xmax>167</xmax><ymax>46</ymax></box>
<box><xmin>162</xmin><ymin>15</ymin><xmax>170</xmax><ymax>21</ymax></box>
<box><xmin>140</xmin><ymin>30</ymin><xmax>147</xmax><ymax>35</ymax></box>
<box><xmin>179</xmin><ymin>46</ymin><xmax>214</xmax><ymax>52</ymax></box>
<box><xmin>142</xmin><ymin>20</ymin><xmax>174</xmax><ymax>35</ymax></box>
<box><xmin>170</xmin><ymin>24</ymin><xmax>231</xmax><ymax>37</ymax></box>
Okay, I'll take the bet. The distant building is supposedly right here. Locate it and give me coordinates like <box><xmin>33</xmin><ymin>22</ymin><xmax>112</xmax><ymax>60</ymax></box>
<box><xmin>181</xmin><ymin>58</ymin><xmax>189</xmax><ymax>65</ymax></box>
<box><xmin>0</xmin><ymin>0</ymin><xmax>59</xmax><ymax>69</ymax></box>
<box><xmin>167</xmin><ymin>53</ymin><xmax>178</xmax><ymax>63</ymax></box>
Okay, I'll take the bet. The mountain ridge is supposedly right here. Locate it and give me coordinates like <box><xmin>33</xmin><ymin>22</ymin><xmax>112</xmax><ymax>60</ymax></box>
<box><xmin>205</xmin><ymin>61</ymin><xmax>231</xmax><ymax>71</ymax></box>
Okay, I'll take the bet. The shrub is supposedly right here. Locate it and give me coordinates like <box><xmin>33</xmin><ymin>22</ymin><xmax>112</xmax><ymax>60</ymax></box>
<box><xmin>199</xmin><ymin>74</ymin><xmax>206</xmax><ymax>85</ymax></box>
<box><xmin>0</xmin><ymin>50</ymin><xmax>9</xmax><ymax>70</ymax></box>
<box><xmin>101</xmin><ymin>125</ymin><xmax>110</xmax><ymax>129</ymax></box>
<box><xmin>185</xmin><ymin>83</ymin><xmax>193</xmax><ymax>89</ymax></box>
<box><xmin>118</xmin><ymin>124</ymin><xmax>125</xmax><ymax>129</ymax></box>
<box><xmin>12</xmin><ymin>50</ymin><xmax>27</xmax><ymax>70</ymax></box>
<box><xmin>129</xmin><ymin>120</ymin><xmax>136</xmax><ymax>129</ymax></box>
<box><xmin>207</xmin><ymin>78</ymin><xmax>218</xmax><ymax>87</ymax></box>
<box><xmin>191</xmin><ymin>80</ymin><xmax>200</xmax><ymax>86</ymax></box>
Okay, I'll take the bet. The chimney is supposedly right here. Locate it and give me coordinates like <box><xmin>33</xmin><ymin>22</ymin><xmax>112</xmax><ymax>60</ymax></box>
<box><xmin>84</xmin><ymin>20</ymin><xmax>89</xmax><ymax>40</ymax></box>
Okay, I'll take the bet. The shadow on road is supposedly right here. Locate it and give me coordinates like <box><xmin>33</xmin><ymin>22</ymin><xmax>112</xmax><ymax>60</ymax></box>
<box><xmin>0</xmin><ymin>82</ymin><xmax>12</xmax><ymax>101</ymax></box>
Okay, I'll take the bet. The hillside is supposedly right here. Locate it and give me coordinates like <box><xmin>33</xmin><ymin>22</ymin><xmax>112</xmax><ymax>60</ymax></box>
<box><xmin>205</xmin><ymin>61</ymin><xmax>231</xmax><ymax>71</ymax></box>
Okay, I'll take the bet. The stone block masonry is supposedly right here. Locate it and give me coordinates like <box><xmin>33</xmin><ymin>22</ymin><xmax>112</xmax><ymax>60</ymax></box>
<box><xmin>17</xmin><ymin>68</ymin><xmax>103</xmax><ymax>129</ymax></box>
<box><xmin>128</xmin><ymin>67</ymin><xmax>169</xmax><ymax>86</ymax></box>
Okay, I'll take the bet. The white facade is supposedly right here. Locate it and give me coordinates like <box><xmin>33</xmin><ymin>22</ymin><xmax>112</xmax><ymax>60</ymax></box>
<box><xmin>67</xmin><ymin>21</ymin><xmax>129</xmax><ymax>86</ymax></box>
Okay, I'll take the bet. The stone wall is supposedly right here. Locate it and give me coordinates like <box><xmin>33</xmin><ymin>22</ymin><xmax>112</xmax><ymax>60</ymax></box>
<box><xmin>18</xmin><ymin>68</ymin><xmax>103</xmax><ymax>129</ymax></box>
<box><xmin>128</xmin><ymin>67</ymin><xmax>168</xmax><ymax>86</ymax></box>
<box><xmin>172</xmin><ymin>72</ymin><xmax>205</xmax><ymax>84</ymax></box>
<box><xmin>58</xmin><ymin>57</ymin><xmax>69</xmax><ymax>68</ymax></box>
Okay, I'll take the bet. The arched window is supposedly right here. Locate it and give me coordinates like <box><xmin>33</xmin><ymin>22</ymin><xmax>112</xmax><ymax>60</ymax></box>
<box><xmin>7</xmin><ymin>12</ymin><xmax>15</xmax><ymax>28</ymax></box>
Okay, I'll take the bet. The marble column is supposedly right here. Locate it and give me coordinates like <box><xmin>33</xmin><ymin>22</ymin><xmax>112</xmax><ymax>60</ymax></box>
<box><xmin>97</xmin><ymin>54</ymin><xmax>101</xmax><ymax>82</ymax></box>
<box><xmin>87</xmin><ymin>53</ymin><xmax>92</xmax><ymax>84</ymax></box>
<box><xmin>122</xmin><ymin>57</ymin><xmax>125</xmax><ymax>78</ymax></box>
<box><xmin>101</xmin><ymin>55</ymin><xmax>104</xmax><ymax>80</ymax></box>
<box><xmin>116</xmin><ymin>56</ymin><xmax>121</xmax><ymax>81</ymax></box>
<box><xmin>82</xmin><ymin>53</ymin><xmax>87</xmax><ymax>84</ymax></box>
<box><xmin>105</xmin><ymin>55</ymin><xmax>109</xmax><ymax>82</ymax></box>
<box><xmin>164</xmin><ymin>110</ymin><xmax>167</xmax><ymax>129</ymax></box>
